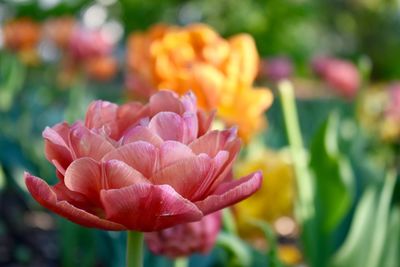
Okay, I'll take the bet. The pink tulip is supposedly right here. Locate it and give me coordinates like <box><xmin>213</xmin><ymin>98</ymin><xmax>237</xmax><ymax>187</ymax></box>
<box><xmin>25</xmin><ymin>90</ymin><xmax>262</xmax><ymax>231</ymax></box>
<box><xmin>386</xmin><ymin>82</ymin><xmax>400</xmax><ymax>119</ymax></box>
<box><xmin>259</xmin><ymin>56</ymin><xmax>293</xmax><ymax>82</ymax></box>
<box><xmin>145</xmin><ymin>211</ymin><xmax>222</xmax><ymax>258</ymax></box>
<box><xmin>69</xmin><ymin>28</ymin><xmax>112</xmax><ymax>61</ymax></box>
<box><xmin>312</xmin><ymin>56</ymin><xmax>360</xmax><ymax>99</ymax></box>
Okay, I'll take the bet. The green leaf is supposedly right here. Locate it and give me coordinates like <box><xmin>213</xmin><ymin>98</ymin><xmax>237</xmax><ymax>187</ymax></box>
<box><xmin>216</xmin><ymin>232</ymin><xmax>252</xmax><ymax>267</ymax></box>
<box><xmin>309</xmin><ymin>112</ymin><xmax>354</xmax><ymax>232</ymax></box>
<box><xmin>0</xmin><ymin>53</ymin><xmax>25</xmax><ymax>111</ymax></box>
<box><xmin>329</xmin><ymin>170</ymin><xmax>396</xmax><ymax>267</ymax></box>
<box><xmin>379</xmin><ymin>206</ymin><xmax>400</xmax><ymax>267</ymax></box>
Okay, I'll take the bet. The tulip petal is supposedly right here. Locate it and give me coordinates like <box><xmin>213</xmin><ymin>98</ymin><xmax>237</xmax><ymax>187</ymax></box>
<box><xmin>102</xmin><ymin>141</ymin><xmax>158</xmax><ymax>178</ymax></box>
<box><xmin>85</xmin><ymin>100</ymin><xmax>118</xmax><ymax>130</ymax></box>
<box><xmin>69</xmin><ymin>125</ymin><xmax>115</xmax><ymax>161</ymax></box>
<box><xmin>25</xmin><ymin>173</ymin><xmax>125</xmax><ymax>230</ymax></box>
<box><xmin>64</xmin><ymin>158</ymin><xmax>147</xmax><ymax>205</ymax></box>
<box><xmin>159</xmin><ymin>141</ymin><xmax>194</xmax><ymax>169</ymax></box>
<box><xmin>121</xmin><ymin>126</ymin><xmax>163</xmax><ymax>146</ymax></box>
<box><xmin>197</xmin><ymin>110</ymin><xmax>215</xmax><ymax>136</ymax></box>
<box><xmin>151</xmin><ymin>154</ymin><xmax>213</xmax><ymax>199</ymax></box>
<box><xmin>149</xmin><ymin>90</ymin><xmax>184</xmax><ymax>115</ymax></box>
<box><xmin>195</xmin><ymin>171</ymin><xmax>262</xmax><ymax>215</ymax></box>
<box><xmin>182</xmin><ymin>112</ymin><xmax>198</xmax><ymax>143</ymax></box>
<box><xmin>148</xmin><ymin>112</ymin><xmax>185</xmax><ymax>142</ymax></box>
<box><xmin>189</xmin><ymin>128</ymin><xmax>238</xmax><ymax>157</ymax></box>
<box><xmin>189</xmin><ymin>150</ymin><xmax>229</xmax><ymax>201</ymax></box>
<box><xmin>64</xmin><ymin>158</ymin><xmax>102</xmax><ymax>204</ymax></box>
<box><xmin>100</xmin><ymin>183</ymin><xmax>203</xmax><ymax>231</ymax></box>
<box><xmin>43</xmin><ymin>124</ymin><xmax>72</xmax><ymax>175</ymax></box>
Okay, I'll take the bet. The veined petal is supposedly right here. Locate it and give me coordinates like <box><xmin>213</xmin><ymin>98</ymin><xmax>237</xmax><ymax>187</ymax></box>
<box><xmin>148</xmin><ymin>112</ymin><xmax>185</xmax><ymax>142</ymax></box>
<box><xmin>159</xmin><ymin>141</ymin><xmax>194</xmax><ymax>169</ymax></box>
<box><xmin>25</xmin><ymin>173</ymin><xmax>125</xmax><ymax>230</ymax></box>
<box><xmin>43</xmin><ymin>125</ymin><xmax>72</xmax><ymax>175</ymax></box>
<box><xmin>121</xmin><ymin>126</ymin><xmax>163</xmax><ymax>146</ymax></box>
<box><xmin>100</xmin><ymin>183</ymin><xmax>203</xmax><ymax>231</ymax></box>
<box><xmin>102</xmin><ymin>141</ymin><xmax>158</xmax><ymax>178</ymax></box>
<box><xmin>149</xmin><ymin>90</ymin><xmax>184</xmax><ymax>115</ymax></box>
<box><xmin>189</xmin><ymin>128</ymin><xmax>238</xmax><ymax>157</ymax></box>
<box><xmin>151</xmin><ymin>154</ymin><xmax>213</xmax><ymax>199</ymax></box>
<box><xmin>69</xmin><ymin>125</ymin><xmax>115</xmax><ymax>161</ymax></box>
<box><xmin>64</xmin><ymin>158</ymin><xmax>147</xmax><ymax>205</ymax></box>
<box><xmin>195</xmin><ymin>171</ymin><xmax>262</xmax><ymax>215</ymax></box>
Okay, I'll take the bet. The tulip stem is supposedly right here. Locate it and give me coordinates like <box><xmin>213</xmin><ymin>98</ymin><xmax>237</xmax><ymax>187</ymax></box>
<box><xmin>278</xmin><ymin>81</ymin><xmax>318</xmax><ymax>265</ymax></box>
<box><xmin>126</xmin><ymin>231</ymin><xmax>144</xmax><ymax>267</ymax></box>
<box><xmin>174</xmin><ymin>257</ymin><xmax>189</xmax><ymax>267</ymax></box>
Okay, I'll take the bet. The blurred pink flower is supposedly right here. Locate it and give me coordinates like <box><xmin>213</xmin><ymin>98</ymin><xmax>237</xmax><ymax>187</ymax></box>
<box><xmin>259</xmin><ymin>56</ymin><xmax>293</xmax><ymax>82</ymax></box>
<box><xmin>312</xmin><ymin>56</ymin><xmax>360</xmax><ymax>99</ymax></box>
<box><xmin>145</xmin><ymin>211</ymin><xmax>222</xmax><ymax>258</ymax></box>
<box><xmin>25</xmin><ymin>90</ymin><xmax>262</xmax><ymax>231</ymax></box>
<box><xmin>69</xmin><ymin>28</ymin><xmax>112</xmax><ymax>61</ymax></box>
<box><xmin>386</xmin><ymin>82</ymin><xmax>400</xmax><ymax>119</ymax></box>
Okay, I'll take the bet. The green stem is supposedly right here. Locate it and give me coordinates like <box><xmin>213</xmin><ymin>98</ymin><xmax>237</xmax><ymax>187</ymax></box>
<box><xmin>174</xmin><ymin>257</ymin><xmax>189</xmax><ymax>267</ymax></box>
<box><xmin>126</xmin><ymin>231</ymin><xmax>144</xmax><ymax>267</ymax></box>
<box><xmin>278</xmin><ymin>81</ymin><xmax>315</xmax><ymax>220</ymax></box>
<box><xmin>278</xmin><ymin>81</ymin><xmax>319</xmax><ymax>266</ymax></box>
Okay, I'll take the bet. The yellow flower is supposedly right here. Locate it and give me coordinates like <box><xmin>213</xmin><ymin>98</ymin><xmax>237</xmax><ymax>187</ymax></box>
<box><xmin>234</xmin><ymin>145</ymin><xmax>295</xmax><ymax>238</ymax></box>
<box><xmin>126</xmin><ymin>23</ymin><xmax>272</xmax><ymax>141</ymax></box>
<box><xmin>358</xmin><ymin>84</ymin><xmax>400</xmax><ymax>143</ymax></box>
<box><xmin>278</xmin><ymin>244</ymin><xmax>303</xmax><ymax>265</ymax></box>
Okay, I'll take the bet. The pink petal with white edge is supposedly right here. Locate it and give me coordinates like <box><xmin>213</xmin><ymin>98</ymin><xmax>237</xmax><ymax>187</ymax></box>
<box><xmin>43</xmin><ymin>125</ymin><xmax>72</xmax><ymax>175</ymax></box>
<box><xmin>195</xmin><ymin>171</ymin><xmax>262</xmax><ymax>215</ymax></box>
<box><xmin>64</xmin><ymin>158</ymin><xmax>102</xmax><ymax>204</ymax></box>
<box><xmin>190</xmin><ymin>150</ymin><xmax>229</xmax><ymax>201</ymax></box>
<box><xmin>197</xmin><ymin>110</ymin><xmax>215</xmax><ymax>136</ymax></box>
<box><xmin>64</xmin><ymin>158</ymin><xmax>148</xmax><ymax>205</ymax></box>
<box><xmin>100</xmin><ymin>183</ymin><xmax>203</xmax><ymax>231</ymax></box>
<box><xmin>159</xmin><ymin>141</ymin><xmax>195</xmax><ymax>169</ymax></box>
<box><xmin>121</xmin><ymin>126</ymin><xmax>163</xmax><ymax>146</ymax></box>
<box><xmin>102</xmin><ymin>141</ymin><xmax>158</xmax><ymax>178</ymax></box>
<box><xmin>149</xmin><ymin>90</ymin><xmax>184</xmax><ymax>115</ymax></box>
<box><xmin>189</xmin><ymin>128</ymin><xmax>238</xmax><ymax>157</ymax></box>
<box><xmin>69</xmin><ymin>125</ymin><xmax>115</xmax><ymax>161</ymax></box>
<box><xmin>25</xmin><ymin>173</ymin><xmax>125</xmax><ymax>230</ymax></box>
<box><xmin>182</xmin><ymin>112</ymin><xmax>199</xmax><ymax>144</ymax></box>
<box><xmin>148</xmin><ymin>112</ymin><xmax>185</xmax><ymax>142</ymax></box>
<box><xmin>151</xmin><ymin>154</ymin><xmax>213</xmax><ymax>200</ymax></box>
<box><xmin>85</xmin><ymin>100</ymin><xmax>118</xmax><ymax>130</ymax></box>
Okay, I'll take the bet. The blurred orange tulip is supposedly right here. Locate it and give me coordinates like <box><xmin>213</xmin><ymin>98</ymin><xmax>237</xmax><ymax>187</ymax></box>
<box><xmin>43</xmin><ymin>16</ymin><xmax>76</xmax><ymax>49</ymax></box>
<box><xmin>126</xmin><ymin>24</ymin><xmax>272</xmax><ymax>141</ymax></box>
<box><xmin>3</xmin><ymin>18</ymin><xmax>41</xmax><ymax>51</ymax></box>
<box><xmin>3</xmin><ymin>18</ymin><xmax>41</xmax><ymax>65</ymax></box>
<box><xmin>85</xmin><ymin>56</ymin><xmax>118</xmax><ymax>81</ymax></box>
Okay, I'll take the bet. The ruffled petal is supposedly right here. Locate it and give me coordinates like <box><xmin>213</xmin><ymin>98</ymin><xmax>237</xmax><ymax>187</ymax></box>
<box><xmin>100</xmin><ymin>183</ymin><xmax>203</xmax><ymax>231</ymax></box>
<box><xmin>102</xmin><ymin>141</ymin><xmax>158</xmax><ymax>178</ymax></box>
<box><xmin>197</xmin><ymin>110</ymin><xmax>215</xmax><ymax>137</ymax></box>
<box><xmin>64</xmin><ymin>158</ymin><xmax>147</xmax><ymax>205</ymax></box>
<box><xmin>43</xmin><ymin>124</ymin><xmax>72</xmax><ymax>175</ymax></box>
<box><xmin>194</xmin><ymin>171</ymin><xmax>262</xmax><ymax>215</ymax></box>
<box><xmin>69</xmin><ymin>125</ymin><xmax>115</xmax><ymax>161</ymax></box>
<box><xmin>159</xmin><ymin>141</ymin><xmax>194</xmax><ymax>169</ymax></box>
<box><xmin>189</xmin><ymin>128</ymin><xmax>238</xmax><ymax>157</ymax></box>
<box><xmin>148</xmin><ymin>112</ymin><xmax>185</xmax><ymax>142</ymax></box>
<box><xmin>151</xmin><ymin>154</ymin><xmax>213</xmax><ymax>199</ymax></box>
<box><xmin>121</xmin><ymin>126</ymin><xmax>163</xmax><ymax>146</ymax></box>
<box><xmin>149</xmin><ymin>90</ymin><xmax>184</xmax><ymax>115</ymax></box>
<box><xmin>25</xmin><ymin>173</ymin><xmax>125</xmax><ymax>230</ymax></box>
<box><xmin>63</xmin><ymin>158</ymin><xmax>102</xmax><ymax>204</ymax></box>
<box><xmin>85</xmin><ymin>100</ymin><xmax>118</xmax><ymax>131</ymax></box>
